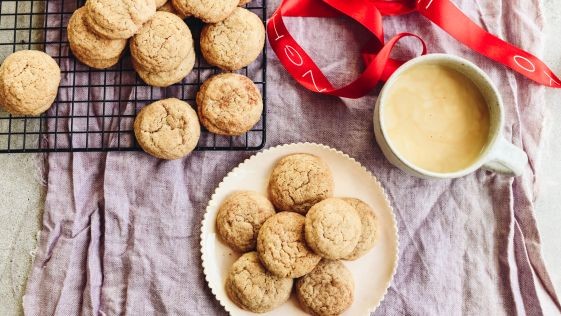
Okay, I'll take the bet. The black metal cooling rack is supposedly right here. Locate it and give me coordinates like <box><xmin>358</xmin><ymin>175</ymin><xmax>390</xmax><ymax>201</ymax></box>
<box><xmin>0</xmin><ymin>0</ymin><xmax>267</xmax><ymax>153</ymax></box>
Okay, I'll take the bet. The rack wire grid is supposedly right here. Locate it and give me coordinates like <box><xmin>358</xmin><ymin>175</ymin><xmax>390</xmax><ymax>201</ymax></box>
<box><xmin>0</xmin><ymin>0</ymin><xmax>267</xmax><ymax>153</ymax></box>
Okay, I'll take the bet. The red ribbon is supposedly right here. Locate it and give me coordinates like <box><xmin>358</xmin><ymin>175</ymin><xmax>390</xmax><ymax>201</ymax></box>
<box><xmin>267</xmin><ymin>0</ymin><xmax>561</xmax><ymax>99</ymax></box>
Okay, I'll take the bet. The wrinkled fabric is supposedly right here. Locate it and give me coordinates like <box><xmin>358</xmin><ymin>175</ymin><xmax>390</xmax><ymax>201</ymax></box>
<box><xmin>23</xmin><ymin>0</ymin><xmax>560</xmax><ymax>315</ymax></box>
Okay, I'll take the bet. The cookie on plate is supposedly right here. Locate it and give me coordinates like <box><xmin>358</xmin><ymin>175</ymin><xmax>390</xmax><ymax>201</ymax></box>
<box><xmin>305</xmin><ymin>198</ymin><xmax>362</xmax><ymax>259</ymax></box>
<box><xmin>257</xmin><ymin>212</ymin><xmax>321</xmax><ymax>278</ymax></box>
<box><xmin>85</xmin><ymin>0</ymin><xmax>156</xmax><ymax>39</ymax></box>
<box><xmin>196</xmin><ymin>73</ymin><xmax>263</xmax><ymax>136</ymax></box>
<box><xmin>341</xmin><ymin>198</ymin><xmax>378</xmax><ymax>260</ymax></box>
<box><xmin>216</xmin><ymin>191</ymin><xmax>276</xmax><ymax>252</ymax></box>
<box><xmin>131</xmin><ymin>11</ymin><xmax>193</xmax><ymax>72</ymax></box>
<box><xmin>0</xmin><ymin>50</ymin><xmax>61</xmax><ymax>116</ymax></box>
<box><xmin>200</xmin><ymin>7</ymin><xmax>265</xmax><ymax>71</ymax></box>
<box><xmin>134</xmin><ymin>47</ymin><xmax>195</xmax><ymax>87</ymax></box>
<box><xmin>67</xmin><ymin>7</ymin><xmax>127</xmax><ymax>69</ymax></box>
<box><xmin>133</xmin><ymin>98</ymin><xmax>200</xmax><ymax>160</ymax></box>
<box><xmin>268</xmin><ymin>154</ymin><xmax>334</xmax><ymax>214</ymax></box>
<box><xmin>171</xmin><ymin>0</ymin><xmax>237</xmax><ymax>23</ymax></box>
<box><xmin>225</xmin><ymin>252</ymin><xmax>293</xmax><ymax>313</ymax></box>
<box><xmin>296</xmin><ymin>259</ymin><xmax>354</xmax><ymax>316</ymax></box>
<box><xmin>158</xmin><ymin>0</ymin><xmax>189</xmax><ymax>19</ymax></box>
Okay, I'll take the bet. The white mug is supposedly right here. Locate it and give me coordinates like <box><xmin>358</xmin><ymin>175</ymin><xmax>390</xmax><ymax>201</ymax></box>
<box><xmin>373</xmin><ymin>54</ymin><xmax>528</xmax><ymax>179</ymax></box>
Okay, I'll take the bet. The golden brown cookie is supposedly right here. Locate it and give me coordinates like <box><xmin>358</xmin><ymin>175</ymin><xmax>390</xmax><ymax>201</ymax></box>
<box><xmin>0</xmin><ymin>50</ymin><xmax>61</xmax><ymax>116</ymax></box>
<box><xmin>155</xmin><ymin>0</ymin><xmax>167</xmax><ymax>8</ymax></box>
<box><xmin>305</xmin><ymin>198</ymin><xmax>362</xmax><ymax>259</ymax></box>
<box><xmin>268</xmin><ymin>154</ymin><xmax>334</xmax><ymax>214</ymax></box>
<box><xmin>296</xmin><ymin>260</ymin><xmax>354</xmax><ymax>316</ymax></box>
<box><xmin>341</xmin><ymin>198</ymin><xmax>378</xmax><ymax>260</ymax></box>
<box><xmin>216</xmin><ymin>191</ymin><xmax>276</xmax><ymax>252</ymax></box>
<box><xmin>200</xmin><ymin>7</ymin><xmax>265</xmax><ymax>71</ymax></box>
<box><xmin>196</xmin><ymin>73</ymin><xmax>263</xmax><ymax>136</ymax></box>
<box><xmin>225</xmin><ymin>252</ymin><xmax>293</xmax><ymax>313</ymax></box>
<box><xmin>171</xmin><ymin>0</ymin><xmax>237</xmax><ymax>23</ymax></box>
<box><xmin>157</xmin><ymin>0</ymin><xmax>189</xmax><ymax>19</ymax></box>
<box><xmin>67</xmin><ymin>7</ymin><xmax>127</xmax><ymax>69</ymax></box>
<box><xmin>256</xmin><ymin>212</ymin><xmax>321</xmax><ymax>278</ymax></box>
<box><xmin>134</xmin><ymin>48</ymin><xmax>195</xmax><ymax>87</ymax></box>
<box><xmin>134</xmin><ymin>98</ymin><xmax>200</xmax><ymax>160</ymax></box>
<box><xmin>131</xmin><ymin>11</ymin><xmax>193</xmax><ymax>72</ymax></box>
<box><xmin>238</xmin><ymin>0</ymin><xmax>252</xmax><ymax>5</ymax></box>
<box><xmin>85</xmin><ymin>0</ymin><xmax>156</xmax><ymax>39</ymax></box>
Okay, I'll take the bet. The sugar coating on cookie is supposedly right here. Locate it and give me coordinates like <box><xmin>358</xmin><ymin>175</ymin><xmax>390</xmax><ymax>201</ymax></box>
<box><xmin>131</xmin><ymin>11</ymin><xmax>193</xmax><ymax>72</ymax></box>
<box><xmin>134</xmin><ymin>98</ymin><xmax>200</xmax><ymax>160</ymax></box>
<box><xmin>341</xmin><ymin>198</ymin><xmax>378</xmax><ymax>260</ymax></box>
<box><xmin>225</xmin><ymin>252</ymin><xmax>293</xmax><ymax>313</ymax></box>
<box><xmin>200</xmin><ymin>7</ymin><xmax>265</xmax><ymax>71</ymax></box>
<box><xmin>257</xmin><ymin>212</ymin><xmax>321</xmax><ymax>278</ymax></box>
<box><xmin>158</xmin><ymin>0</ymin><xmax>189</xmax><ymax>19</ymax></box>
<box><xmin>0</xmin><ymin>50</ymin><xmax>61</xmax><ymax>116</ymax></box>
<box><xmin>67</xmin><ymin>7</ymin><xmax>127</xmax><ymax>69</ymax></box>
<box><xmin>196</xmin><ymin>73</ymin><xmax>263</xmax><ymax>136</ymax></box>
<box><xmin>268</xmin><ymin>154</ymin><xmax>334</xmax><ymax>214</ymax></box>
<box><xmin>134</xmin><ymin>48</ymin><xmax>196</xmax><ymax>87</ymax></box>
<box><xmin>172</xmin><ymin>0</ymin><xmax>237</xmax><ymax>23</ymax></box>
<box><xmin>216</xmin><ymin>191</ymin><xmax>276</xmax><ymax>252</ymax></box>
<box><xmin>305</xmin><ymin>198</ymin><xmax>362</xmax><ymax>259</ymax></box>
<box><xmin>296</xmin><ymin>260</ymin><xmax>354</xmax><ymax>316</ymax></box>
<box><xmin>85</xmin><ymin>0</ymin><xmax>156</xmax><ymax>39</ymax></box>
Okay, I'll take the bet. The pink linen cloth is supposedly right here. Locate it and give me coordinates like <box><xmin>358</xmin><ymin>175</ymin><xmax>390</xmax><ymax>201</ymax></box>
<box><xmin>23</xmin><ymin>0</ymin><xmax>561</xmax><ymax>315</ymax></box>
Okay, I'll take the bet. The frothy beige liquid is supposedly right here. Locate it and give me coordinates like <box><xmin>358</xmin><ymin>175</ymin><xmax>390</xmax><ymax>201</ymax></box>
<box><xmin>383</xmin><ymin>64</ymin><xmax>490</xmax><ymax>173</ymax></box>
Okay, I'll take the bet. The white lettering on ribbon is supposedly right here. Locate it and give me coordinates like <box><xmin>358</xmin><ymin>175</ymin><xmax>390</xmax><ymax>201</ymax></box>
<box><xmin>271</xmin><ymin>14</ymin><xmax>284</xmax><ymax>41</ymax></box>
<box><xmin>302</xmin><ymin>70</ymin><xmax>327</xmax><ymax>92</ymax></box>
<box><xmin>543</xmin><ymin>71</ymin><xmax>561</xmax><ymax>86</ymax></box>
<box><xmin>417</xmin><ymin>0</ymin><xmax>435</xmax><ymax>10</ymax></box>
<box><xmin>284</xmin><ymin>45</ymin><xmax>304</xmax><ymax>66</ymax></box>
<box><xmin>513</xmin><ymin>55</ymin><xmax>536</xmax><ymax>73</ymax></box>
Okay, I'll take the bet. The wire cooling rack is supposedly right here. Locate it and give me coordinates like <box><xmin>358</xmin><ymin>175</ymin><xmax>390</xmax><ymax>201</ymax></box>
<box><xmin>0</xmin><ymin>0</ymin><xmax>267</xmax><ymax>153</ymax></box>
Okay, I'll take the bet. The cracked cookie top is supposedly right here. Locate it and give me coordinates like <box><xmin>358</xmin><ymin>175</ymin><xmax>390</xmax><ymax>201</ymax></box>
<box><xmin>85</xmin><ymin>0</ymin><xmax>156</xmax><ymax>39</ymax></box>
<box><xmin>200</xmin><ymin>7</ymin><xmax>265</xmax><ymax>71</ymax></box>
<box><xmin>296</xmin><ymin>259</ymin><xmax>354</xmax><ymax>316</ymax></box>
<box><xmin>341</xmin><ymin>198</ymin><xmax>378</xmax><ymax>260</ymax></box>
<box><xmin>196</xmin><ymin>73</ymin><xmax>263</xmax><ymax>136</ymax></box>
<box><xmin>171</xmin><ymin>0</ymin><xmax>238</xmax><ymax>23</ymax></box>
<box><xmin>268</xmin><ymin>154</ymin><xmax>334</xmax><ymax>215</ymax></box>
<box><xmin>133</xmin><ymin>98</ymin><xmax>200</xmax><ymax>160</ymax></box>
<box><xmin>225</xmin><ymin>252</ymin><xmax>293</xmax><ymax>313</ymax></box>
<box><xmin>256</xmin><ymin>212</ymin><xmax>321</xmax><ymax>278</ymax></box>
<box><xmin>0</xmin><ymin>50</ymin><xmax>61</xmax><ymax>116</ymax></box>
<box><xmin>304</xmin><ymin>198</ymin><xmax>362</xmax><ymax>259</ymax></box>
<box><xmin>133</xmin><ymin>47</ymin><xmax>196</xmax><ymax>88</ymax></box>
<box><xmin>216</xmin><ymin>191</ymin><xmax>276</xmax><ymax>252</ymax></box>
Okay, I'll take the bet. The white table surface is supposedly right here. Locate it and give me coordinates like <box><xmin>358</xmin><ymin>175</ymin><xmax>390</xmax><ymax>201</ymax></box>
<box><xmin>0</xmin><ymin>1</ymin><xmax>560</xmax><ymax>315</ymax></box>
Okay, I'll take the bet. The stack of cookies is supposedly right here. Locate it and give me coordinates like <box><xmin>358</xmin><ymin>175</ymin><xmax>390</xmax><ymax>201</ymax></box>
<box><xmin>215</xmin><ymin>153</ymin><xmax>379</xmax><ymax>315</ymax></box>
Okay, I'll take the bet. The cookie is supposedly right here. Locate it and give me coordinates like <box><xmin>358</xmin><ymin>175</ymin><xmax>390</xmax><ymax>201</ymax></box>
<box><xmin>257</xmin><ymin>212</ymin><xmax>321</xmax><ymax>278</ymax></box>
<box><xmin>341</xmin><ymin>198</ymin><xmax>378</xmax><ymax>260</ymax></box>
<box><xmin>296</xmin><ymin>260</ymin><xmax>354</xmax><ymax>316</ymax></box>
<box><xmin>225</xmin><ymin>252</ymin><xmax>293</xmax><ymax>313</ymax></box>
<box><xmin>133</xmin><ymin>98</ymin><xmax>200</xmax><ymax>160</ymax></box>
<box><xmin>305</xmin><ymin>198</ymin><xmax>362</xmax><ymax>259</ymax></box>
<box><xmin>134</xmin><ymin>48</ymin><xmax>195</xmax><ymax>87</ymax></box>
<box><xmin>85</xmin><ymin>0</ymin><xmax>156</xmax><ymax>40</ymax></box>
<box><xmin>131</xmin><ymin>11</ymin><xmax>193</xmax><ymax>72</ymax></box>
<box><xmin>155</xmin><ymin>0</ymin><xmax>167</xmax><ymax>8</ymax></box>
<box><xmin>268</xmin><ymin>154</ymin><xmax>334</xmax><ymax>214</ymax></box>
<box><xmin>200</xmin><ymin>7</ymin><xmax>265</xmax><ymax>71</ymax></box>
<box><xmin>158</xmin><ymin>0</ymin><xmax>189</xmax><ymax>19</ymax></box>
<box><xmin>0</xmin><ymin>50</ymin><xmax>61</xmax><ymax>116</ymax></box>
<box><xmin>67</xmin><ymin>7</ymin><xmax>127</xmax><ymax>69</ymax></box>
<box><xmin>238</xmin><ymin>0</ymin><xmax>252</xmax><ymax>5</ymax></box>
<box><xmin>196</xmin><ymin>73</ymin><xmax>263</xmax><ymax>136</ymax></box>
<box><xmin>216</xmin><ymin>191</ymin><xmax>276</xmax><ymax>252</ymax></box>
<box><xmin>171</xmin><ymin>0</ymin><xmax>237</xmax><ymax>23</ymax></box>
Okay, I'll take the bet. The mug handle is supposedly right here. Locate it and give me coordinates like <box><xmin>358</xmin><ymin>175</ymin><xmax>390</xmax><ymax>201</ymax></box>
<box><xmin>482</xmin><ymin>137</ymin><xmax>528</xmax><ymax>177</ymax></box>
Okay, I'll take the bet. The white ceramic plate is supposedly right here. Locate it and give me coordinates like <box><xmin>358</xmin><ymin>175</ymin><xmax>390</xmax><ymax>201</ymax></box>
<box><xmin>200</xmin><ymin>143</ymin><xmax>399</xmax><ymax>315</ymax></box>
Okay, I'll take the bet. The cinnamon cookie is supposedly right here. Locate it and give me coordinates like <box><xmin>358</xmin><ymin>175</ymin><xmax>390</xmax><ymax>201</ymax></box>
<box><xmin>268</xmin><ymin>154</ymin><xmax>334</xmax><ymax>214</ymax></box>
<box><xmin>305</xmin><ymin>198</ymin><xmax>362</xmax><ymax>259</ymax></box>
<box><xmin>196</xmin><ymin>73</ymin><xmax>263</xmax><ymax>136</ymax></box>
<box><xmin>216</xmin><ymin>191</ymin><xmax>275</xmax><ymax>252</ymax></box>
<box><xmin>131</xmin><ymin>11</ymin><xmax>193</xmax><ymax>72</ymax></box>
<box><xmin>200</xmin><ymin>7</ymin><xmax>265</xmax><ymax>71</ymax></box>
<box><xmin>155</xmin><ymin>0</ymin><xmax>167</xmax><ymax>8</ymax></box>
<box><xmin>341</xmin><ymin>198</ymin><xmax>378</xmax><ymax>260</ymax></box>
<box><xmin>134</xmin><ymin>48</ymin><xmax>195</xmax><ymax>87</ymax></box>
<box><xmin>133</xmin><ymin>98</ymin><xmax>200</xmax><ymax>160</ymax></box>
<box><xmin>67</xmin><ymin>7</ymin><xmax>127</xmax><ymax>69</ymax></box>
<box><xmin>158</xmin><ymin>0</ymin><xmax>189</xmax><ymax>19</ymax></box>
<box><xmin>0</xmin><ymin>50</ymin><xmax>61</xmax><ymax>116</ymax></box>
<box><xmin>171</xmin><ymin>0</ymin><xmax>237</xmax><ymax>23</ymax></box>
<box><xmin>296</xmin><ymin>260</ymin><xmax>354</xmax><ymax>316</ymax></box>
<box><xmin>85</xmin><ymin>0</ymin><xmax>156</xmax><ymax>39</ymax></box>
<box><xmin>238</xmin><ymin>0</ymin><xmax>252</xmax><ymax>5</ymax></box>
<box><xmin>257</xmin><ymin>212</ymin><xmax>321</xmax><ymax>278</ymax></box>
<box><xmin>225</xmin><ymin>252</ymin><xmax>293</xmax><ymax>313</ymax></box>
